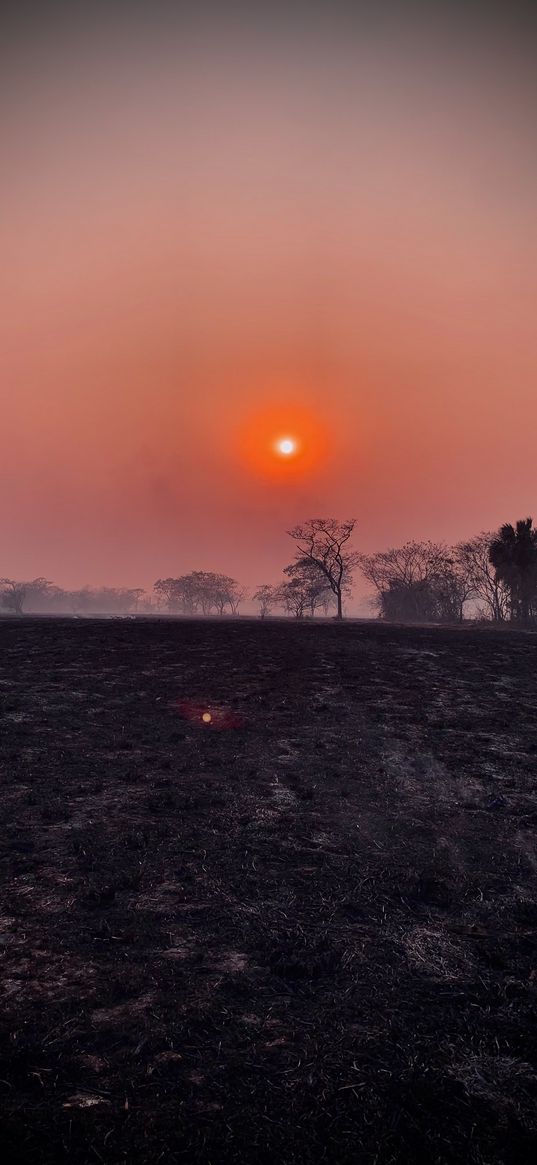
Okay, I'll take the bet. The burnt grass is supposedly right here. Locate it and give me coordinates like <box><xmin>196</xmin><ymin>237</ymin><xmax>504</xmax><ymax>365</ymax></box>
<box><xmin>1</xmin><ymin>618</ymin><xmax>537</xmax><ymax>1164</ymax></box>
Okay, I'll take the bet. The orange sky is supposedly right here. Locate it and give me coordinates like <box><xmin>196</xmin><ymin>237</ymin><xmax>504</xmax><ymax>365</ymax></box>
<box><xmin>2</xmin><ymin>8</ymin><xmax>536</xmax><ymax>608</ymax></box>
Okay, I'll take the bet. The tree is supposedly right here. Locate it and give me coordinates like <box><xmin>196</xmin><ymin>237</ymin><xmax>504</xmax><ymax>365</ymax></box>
<box><xmin>282</xmin><ymin>558</ymin><xmax>334</xmax><ymax>617</ymax></box>
<box><xmin>53</xmin><ymin>587</ymin><xmax>145</xmax><ymax>615</ymax></box>
<box><xmin>360</xmin><ymin>541</ymin><xmax>447</xmax><ymax>592</ymax></box>
<box><xmin>26</xmin><ymin>582</ymin><xmax>65</xmax><ymax>612</ymax></box>
<box><xmin>0</xmin><ymin>577</ymin><xmax>52</xmax><ymax>615</ymax></box>
<box><xmin>253</xmin><ymin>584</ymin><xmax>278</xmax><ymax>618</ymax></box>
<box><xmin>278</xmin><ymin>577</ymin><xmax>309</xmax><ymax>618</ymax></box>
<box><xmin>432</xmin><ymin>558</ymin><xmax>473</xmax><ymax>623</ymax></box>
<box><xmin>154</xmin><ymin>578</ymin><xmax>181</xmax><ymax>611</ymax></box>
<box><xmin>224</xmin><ymin>580</ymin><xmax>247</xmax><ymax>616</ymax></box>
<box><xmin>154</xmin><ymin>576</ymin><xmax>199</xmax><ymax>614</ymax></box>
<box><xmin>360</xmin><ymin>542</ymin><xmax>473</xmax><ymax>624</ymax></box>
<box><xmin>154</xmin><ymin>573</ymin><xmax>245</xmax><ymax>616</ymax></box>
<box><xmin>209</xmin><ymin>574</ymin><xmax>246</xmax><ymax>616</ymax></box>
<box><xmin>455</xmin><ymin>533</ymin><xmax>509</xmax><ymax>622</ymax></box>
<box><xmin>0</xmin><ymin>579</ymin><xmax>27</xmax><ymax>615</ymax></box>
<box><xmin>378</xmin><ymin>578</ymin><xmax>439</xmax><ymax>623</ymax></box>
<box><xmin>63</xmin><ymin>587</ymin><xmax>88</xmax><ymax>615</ymax></box>
<box><xmin>130</xmin><ymin>588</ymin><xmax>146</xmax><ymax>613</ymax></box>
<box><xmin>287</xmin><ymin>519</ymin><xmax>358</xmax><ymax>619</ymax></box>
<box><xmin>489</xmin><ymin>518</ymin><xmax>537</xmax><ymax>626</ymax></box>
<box><xmin>188</xmin><ymin>571</ymin><xmax>219</xmax><ymax>615</ymax></box>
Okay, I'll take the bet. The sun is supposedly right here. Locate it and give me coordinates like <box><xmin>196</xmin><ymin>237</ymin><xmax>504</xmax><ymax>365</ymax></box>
<box><xmin>276</xmin><ymin>437</ymin><xmax>297</xmax><ymax>457</ymax></box>
<box><xmin>237</xmin><ymin>402</ymin><xmax>330</xmax><ymax>480</ymax></box>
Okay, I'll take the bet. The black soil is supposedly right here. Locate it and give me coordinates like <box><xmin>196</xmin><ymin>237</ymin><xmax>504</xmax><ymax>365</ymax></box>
<box><xmin>1</xmin><ymin>617</ymin><xmax>537</xmax><ymax>1164</ymax></box>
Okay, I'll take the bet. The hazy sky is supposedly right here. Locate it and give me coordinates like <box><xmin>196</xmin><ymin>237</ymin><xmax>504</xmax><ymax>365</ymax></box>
<box><xmin>2</xmin><ymin>5</ymin><xmax>536</xmax><ymax>602</ymax></box>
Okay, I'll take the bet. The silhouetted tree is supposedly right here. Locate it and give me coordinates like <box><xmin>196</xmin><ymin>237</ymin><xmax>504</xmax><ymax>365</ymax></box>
<box><xmin>67</xmin><ymin>587</ymin><xmax>93</xmax><ymax>615</ymax></box>
<box><xmin>131</xmin><ymin>588</ymin><xmax>146</xmax><ymax>613</ymax></box>
<box><xmin>58</xmin><ymin>587</ymin><xmax>145</xmax><ymax>615</ymax></box>
<box><xmin>378</xmin><ymin>578</ymin><xmax>438</xmax><ymax>622</ymax></box>
<box><xmin>282</xmin><ymin>559</ymin><xmax>334</xmax><ymax>617</ymax></box>
<box><xmin>0</xmin><ymin>580</ymin><xmax>27</xmax><ymax>615</ymax></box>
<box><xmin>190</xmin><ymin>572</ymin><xmax>216</xmax><ymax>615</ymax></box>
<box><xmin>225</xmin><ymin>581</ymin><xmax>247</xmax><ymax>615</ymax></box>
<box><xmin>154</xmin><ymin>576</ymin><xmax>200</xmax><ymax>613</ymax></box>
<box><xmin>0</xmin><ymin>578</ymin><xmax>52</xmax><ymax>615</ymax></box>
<box><xmin>360</xmin><ymin>542</ymin><xmax>472</xmax><ymax>623</ymax></box>
<box><xmin>276</xmin><ymin>579</ymin><xmax>305</xmax><ymax>618</ymax></box>
<box><xmin>26</xmin><ymin>583</ymin><xmax>65</xmax><ymax>611</ymax></box>
<box><xmin>253</xmin><ymin>585</ymin><xmax>278</xmax><ymax>617</ymax></box>
<box><xmin>489</xmin><ymin>519</ymin><xmax>537</xmax><ymax>625</ymax></box>
<box><xmin>154</xmin><ymin>573</ymin><xmax>245</xmax><ymax>616</ymax></box>
<box><xmin>360</xmin><ymin>542</ymin><xmax>445</xmax><ymax>592</ymax></box>
<box><xmin>209</xmin><ymin>574</ymin><xmax>246</xmax><ymax>615</ymax></box>
<box><xmin>434</xmin><ymin>558</ymin><xmax>474</xmax><ymax>623</ymax></box>
<box><xmin>288</xmin><ymin>519</ymin><xmax>358</xmax><ymax>619</ymax></box>
<box><xmin>455</xmin><ymin>533</ymin><xmax>509</xmax><ymax>621</ymax></box>
<box><xmin>154</xmin><ymin>578</ymin><xmax>180</xmax><ymax>611</ymax></box>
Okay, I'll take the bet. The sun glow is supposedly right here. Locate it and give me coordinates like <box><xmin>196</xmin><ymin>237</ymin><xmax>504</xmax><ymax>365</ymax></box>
<box><xmin>237</xmin><ymin>401</ymin><xmax>331</xmax><ymax>481</ymax></box>
<box><xmin>276</xmin><ymin>437</ymin><xmax>297</xmax><ymax>456</ymax></box>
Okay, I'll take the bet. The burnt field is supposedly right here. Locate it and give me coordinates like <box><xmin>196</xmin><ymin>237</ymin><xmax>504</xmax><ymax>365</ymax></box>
<box><xmin>1</xmin><ymin>617</ymin><xmax>537</xmax><ymax>1164</ymax></box>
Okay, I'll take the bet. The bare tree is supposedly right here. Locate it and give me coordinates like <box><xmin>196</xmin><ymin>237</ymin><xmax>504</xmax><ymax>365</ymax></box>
<box><xmin>433</xmin><ymin>558</ymin><xmax>474</xmax><ymax>623</ymax></box>
<box><xmin>154</xmin><ymin>572</ymin><xmax>245</xmax><ymax>616</ymax></box>
<box><xmin>360</xmin><ymin>542</ymin><xmax>473</xmax><ymax>623</ymax></box>
<box><xmin>53</xmin><ymin>587</ymin><xmax>145</xmax><ymax>615</ymax></box>
<box><xmin>455</xmin><ymin>533</ymin><xmax>509</xmax><ymax>622</ymax></box>
<box><xmin>210</xmin><ymin>574</ymin><xmax>246</xmax><ymax>616</ymax></box>
<box><xmin>359</xmin><ymin>542</ymin><xmax>449</xmax><ymax>593</ymax></box>
<box><xmin>0</xmin><ymin>579</ymin><xmax>27</xmax><ymax>615</ymax></box>
<box><xmin>26</xmin><ymin>583</ymin><xmax>65</xmax><ymax>612</ymax></box>
<box><xmin>154</xmin><ymin>578</ymin><xmax>180</xmax><ymax>611</ymax></box>
<box><xmin>224</xmin><ymin>580</ymin><xmax>247</xmax><ymax>615</ymax></box>
<box><xmin>287</xmin><ymin>519</ymin><xmax>358</xmax><ymax>619</ymax></box>
<box><xmin>277</xmin><ymin>577</ymin><xmax>309</xmax><ymax>618</ymax></box>
<box><xmin>0</xmin><ymin>577</ymin><xmax>52</xmax><ymax>615</ymax></box>
<box><xmin>130</xmin><ymin>588</ymin><xmax>146</xmax><ymax>613</ymax></box>
<box><xmin>154</xmin><ymin>576</ymin><xmax>200</xmax><ymax>614</ymax></box>
<box><xmin>283</xmin><ymin>559</ymin><xmax>334</xmax><ymax>617</ymax></box>
<box><xmin>375</xmin><ymin>578</ymin><xmax>437</xmax><ymax>623</ymax></box>
<box><xmin>253</xmin><ymin>584</ymin><xmax>278</xmax><ymax>617</ymax></box>
<box><xmin>67</xmin><ymin>587</ymin><xmax>94</xmax><ymax>615</ymax></box>
<box><xmin>186</xmin><ymin>572</ymin><xmax>214</xmax><ymax>615</ymax></box>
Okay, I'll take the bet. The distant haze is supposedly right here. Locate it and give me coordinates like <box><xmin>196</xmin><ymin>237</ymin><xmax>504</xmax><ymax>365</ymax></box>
<box><xmin>2</xmin><ymin>6</ymin><xmax>536</xmax><ymax>604</ymax></box>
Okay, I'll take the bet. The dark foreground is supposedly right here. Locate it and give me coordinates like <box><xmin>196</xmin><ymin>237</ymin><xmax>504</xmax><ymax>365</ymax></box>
<box><xmin>1</xmin><ymin>618</ymin><xmax>537</xmax><ymax>1164</ymax></box>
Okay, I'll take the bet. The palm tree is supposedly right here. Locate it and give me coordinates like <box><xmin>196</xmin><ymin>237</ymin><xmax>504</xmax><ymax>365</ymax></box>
<box><xmin>489</xmin><ymin>518</ymin><xmax>537</xmax><ymax>625</ymax></box>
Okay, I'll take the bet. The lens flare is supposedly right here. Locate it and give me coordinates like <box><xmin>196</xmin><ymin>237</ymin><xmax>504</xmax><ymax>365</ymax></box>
<box><xmin>177</xmin><ymin>700</ymin><xmax>245</xmax><ymax>730</ymax></box>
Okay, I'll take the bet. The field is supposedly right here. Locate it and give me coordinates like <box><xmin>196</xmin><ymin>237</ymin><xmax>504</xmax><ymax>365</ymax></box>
<box><xmin>1</xmin><ymin>617</ymin><xmax>537</xmax><ymax>1164</ymax></box>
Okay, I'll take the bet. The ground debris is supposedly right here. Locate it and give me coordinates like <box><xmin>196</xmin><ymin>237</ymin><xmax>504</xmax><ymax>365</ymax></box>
<box><xmin>1</xmin><ymin>616</ymin><xmax>537</xmax><ymax>1164</ymax></box>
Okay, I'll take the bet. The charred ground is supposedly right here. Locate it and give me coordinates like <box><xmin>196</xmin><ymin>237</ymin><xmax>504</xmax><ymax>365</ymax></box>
<box><xmin>1</xmin><ymin>617</ymin><xmax>537</xmax><ymax>1163</ymax></box>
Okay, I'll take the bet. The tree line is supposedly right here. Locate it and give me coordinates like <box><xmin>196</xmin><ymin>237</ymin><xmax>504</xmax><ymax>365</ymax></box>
<box><xmin>0</xmin><ymin>580</ymin><xmax>148</xmax><ymax>616</ymax></box>
<box><xmin>2</xmin><ymin>516</ymin><xmax>537</xmax><ymax>625</ymax></box>
<box><xmin>359</xmin><ymin>520</ymin><xmax>537</xmax><ymax>626</ymax></box>
<box><xmin>255</xmin><ymin>517</ymin><xmax>537</xmax><ymax>626</ymax></box>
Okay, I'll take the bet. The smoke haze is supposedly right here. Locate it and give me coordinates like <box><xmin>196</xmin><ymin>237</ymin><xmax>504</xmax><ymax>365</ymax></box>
<box><xmin>2</xmin><ymin>4</ymin><xmax>536</xmax><ymax>595</ymax></box>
